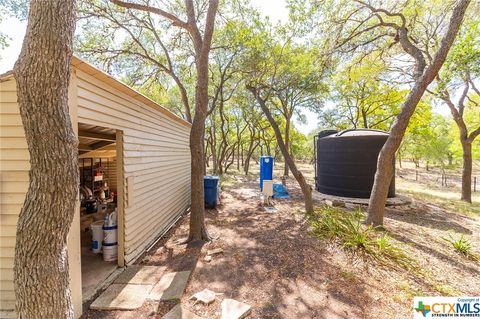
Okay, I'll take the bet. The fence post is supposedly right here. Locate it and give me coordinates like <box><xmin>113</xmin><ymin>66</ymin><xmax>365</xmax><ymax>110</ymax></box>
<box><xmin>441</xmin><ymin>174</ymin><xmax>447</xmax><ymax>187</ymax></box>
<box><xmin>415</xmin><ymin>170</ymin><xmax>418</xmax><ymax>181</ymax></box>
<box><xmin>474</xmin><ymin>177</ymin><xmax>477</xmax><ymax>193</ymax></box>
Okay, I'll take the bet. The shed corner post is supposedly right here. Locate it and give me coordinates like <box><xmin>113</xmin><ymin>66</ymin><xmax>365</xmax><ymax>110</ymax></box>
<box><xmin>116</xmin><ymin>130</ymin><xmax>125</xmax><ymax>267</ymax></box>
<box><xmin>67</xmin><ymin>69</ymin><xmax>83</xmax><ymax>318</ymax></box>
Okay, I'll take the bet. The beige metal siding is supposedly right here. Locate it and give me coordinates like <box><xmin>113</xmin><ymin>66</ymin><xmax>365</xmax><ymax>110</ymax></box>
<box><xmin>0</xmin><ymin>76</ymin><xmax>83</xmax><ymax>318</ymax></box>
<box><xmin>0</xmin><ymin>59</ymin><xmax>189</xmax><ymax>315</ymax></box>
<box><xmin>0</xmin><ymin>64</ymin><xmax>190</xmax><ymax>315</ymax></box>
<box><xmin>0</xmin><ymin>78</ymin><xmax>27</xmax><ymax>316</ymax></box>
<box><xmin>75</xmin><ymin>69</ymin><xmax>191</xmax><ymax>264</ymax></box>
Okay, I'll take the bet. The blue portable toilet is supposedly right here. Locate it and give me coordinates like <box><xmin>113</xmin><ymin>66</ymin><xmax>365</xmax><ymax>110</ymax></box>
<box><xmin>204</xmin><ymin>176</ymin><xmax>219</xmax><ymax>208</ymax></box>
<box><xmin>259</xmin><ymin>155</ymin><xmax>274</xmax><ymax>190</ymax></box>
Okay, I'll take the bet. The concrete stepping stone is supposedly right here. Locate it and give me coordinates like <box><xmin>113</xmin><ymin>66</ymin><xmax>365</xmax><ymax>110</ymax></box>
<box><xmin>149</xmin><ymin>271</ymin><xmax>191</xmax><ymax>301</ymax></box>
<box><xmin>162</xmin><ymin>304</ymin><xmax>202</xmax><ymax>319</ymax></box>
<box><xmin>90</xmin><ymin>283</ymin><xmax>152</xmax><ymax>310</ymax></box>
<box><xmin>221</xmin><ymin>299</ymin><xmax>251</xmax><ymax>319</ymax></box>
<box><xmin>207</xmin><ymin>248</ymin><xmax>224</xmax><ymax>256</ymax></box>
<box><xmin>189</xmin><ymin>288</ymin><xmax>217</xmax><ymax>305</ymax></box>
<box><xmin>114</xmin><ymin>265</ymin><xmax>165</xmax><ymax>285</ymax></box>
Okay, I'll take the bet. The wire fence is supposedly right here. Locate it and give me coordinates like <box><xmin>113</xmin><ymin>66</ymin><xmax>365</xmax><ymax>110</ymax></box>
<box><xmin>398</xmin><ymin>168</ymin><xmax>477</xmax><ymax>192</ymax></box>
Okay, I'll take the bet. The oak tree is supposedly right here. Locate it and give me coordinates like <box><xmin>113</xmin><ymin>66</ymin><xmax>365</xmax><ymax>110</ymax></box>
<box><xmin>13</xmin><ymin>0</ymin><xmax>78</xmax><ymax>317</ymax></box>
<box><xmin>337</xmin><ymin>0</ymin><xmax>471</xmax><ymax>226</ymax></box>
<box><xmin>110</xmin><ymin>0</ymin><xmax>219</xmax><ymax>241</ymax></box>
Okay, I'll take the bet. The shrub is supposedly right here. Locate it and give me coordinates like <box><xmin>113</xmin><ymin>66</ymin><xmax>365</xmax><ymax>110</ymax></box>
<box><xmin>307</xmin><ymin>206</ymin><xmax>416</xmax><ymax>269</ymax></box>
<box><xmin>442</xmin><ymin>233</ymin><xmax>479</xmax><ymax>261</ymax></box>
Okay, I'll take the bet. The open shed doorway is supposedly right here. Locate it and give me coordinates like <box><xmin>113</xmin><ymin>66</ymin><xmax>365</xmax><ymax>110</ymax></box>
<box><xmin>78</xmin><ymin>123</ymin><xmax>123</xmax><ymax>300</ymax></box>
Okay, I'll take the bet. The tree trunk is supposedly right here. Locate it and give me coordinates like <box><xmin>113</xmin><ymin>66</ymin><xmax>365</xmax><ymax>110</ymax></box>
<box><xmin>171</xmin><ymin>73</ymin><xmax>192</xmax><ymax>123</ymax></box>
<box><xmin>284</xmin><ymin>117</ymin><xmax>291</xmax><ymax>176</ymax></box>
<box><xmin>189</xmin><ymin>111</ymin><xmax>210</xmax><ymax>240</ymax></box>
<box><xmin>366</xmin><ymin>0</ymin><xmax>470</xmax><ymax>226</ymax></box>
<box><xmin>361</xmin><ymin>109</ymin><xmax>368</xmax><ymax>128</ymax></box>
<box><xmin>216</xmin><ymin>98</ymin><xmax>227</xmax><ymax>175</ymax></box>
<box><xmin>448</xmin><ymin>152</ymin><xmax>453</xmax><ymax>166</ymax></box>
<box><xmin>461</xmin><ymin>140</ymin><xmax>472</xmax><ymax>203</ymax></box>
<box><xmin>413</xmin><ymin>158</ymin><xmax>420</xmax><ymax>168</ymax></box>
<box><xmin>188</xmin><ymin>76</ymin><xmax>210</xmax><ymax>240</ymax></box>
<box><xmin>13</xmin><ymin>1</ymin><xmax>78</xmax><ymax>318</ymax></box>
<box><xmin>225</xmin><ymin>144</ymin><xmax>236</xmax><ymax>173</ymax></box>
<box><xmin>187</xmin><ymin>0</ymin><xmax>219</xmax><ymax>241</ymax></box>
<box><xmin>244</xmin><ymin>127</ymin><xmax>256</xmax><ymax>175</ymax></box>
<box><xmin>244</xmin><ymin>156</ymin><xmax>250</xmax><ymax>175</ymax></box>
<box><xmin>250</xmin><ymin>89</ymin><xmax>313</xmax><ymax>213</ymax></box>
<box><xmin>237</xmin><ymin>144</ymin><xmax>240</xmax><ymax>171</ymax></box>
<box><xmin>109</xmin><ymin>0</ymin><xmax>218</xmax><ymax>242</ymax></box>
<box><xmin>202</xmin><ymin>131</ymin><xmax>207</xmax><ymax>175</ymax></box>
<box><xmin>211</xmin><ymin>124</ymin><xmax>218</xmax><ymax>174</ymax></box>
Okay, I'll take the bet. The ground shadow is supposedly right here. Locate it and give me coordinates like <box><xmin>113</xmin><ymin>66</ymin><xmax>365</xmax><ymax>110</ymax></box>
<box><xmin>386</xmin><ymin>203</ymin><xmax>473</xmax><ymax>235</ymax></box>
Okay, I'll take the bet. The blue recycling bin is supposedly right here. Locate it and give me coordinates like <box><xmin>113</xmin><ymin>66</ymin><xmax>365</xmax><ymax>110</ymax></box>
<box><xmin>204</xmin><ymin>176</ymin><xmax>219</xmax><ymax>208</ymax></box>
<box><xmin>259</xmin><ymin>155</ymin><xmax>274</xmax><ymax>190</ymax></box>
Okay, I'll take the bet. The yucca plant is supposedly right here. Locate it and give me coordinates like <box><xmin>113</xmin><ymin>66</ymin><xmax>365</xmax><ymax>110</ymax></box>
<box><xmin>308</xmin><ymin>206</ymin><xmax>417</xmax><ymax>269</ymax></box>
<box><xmin>443</xmin><ymin>233</ymin><xmax>478</xmax><ymax>261</ymax></box>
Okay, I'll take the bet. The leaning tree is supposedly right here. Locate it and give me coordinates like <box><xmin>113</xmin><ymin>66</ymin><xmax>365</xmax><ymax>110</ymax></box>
<box><xmin>13</xmin><ymin>0</ymin><xmax>78</xmax><ymax>317</ymax></box>
<box><xmin>336</xmin><ymin>0</ymin><xmax>471</xmax><ymax>226</ymax></box>
<box><xmin>242</xmin><ymin>19</ymin><xmax>329</xmax><ymax>213</ymax></box>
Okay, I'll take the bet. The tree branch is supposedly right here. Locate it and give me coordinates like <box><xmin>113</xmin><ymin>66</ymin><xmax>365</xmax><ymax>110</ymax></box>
<box><xmin>355</xmin><ymin>0</ymin><xmax>406</xmax><ymax>27</ymax></box>
<box><xmin>110</xmin><ymin>0</ymin><xmax>190</xmax><ymax>30</ymax></box>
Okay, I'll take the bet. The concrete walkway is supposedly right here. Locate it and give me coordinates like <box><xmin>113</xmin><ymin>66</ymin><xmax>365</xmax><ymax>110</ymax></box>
<box><xmin>90</xmin><ymin>266</ymin><xmax>191</xmax><ymax>311</ymax></box>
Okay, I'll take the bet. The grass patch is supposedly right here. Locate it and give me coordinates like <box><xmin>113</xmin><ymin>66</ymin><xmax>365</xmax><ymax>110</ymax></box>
<box><xmin>442</xmin><ymin>233</ymin><xmax>479</xmax><ymax>261</ymax></box>
<box><xmin>218</xmin><ymin>174</ymin><xmax>238</xmax><ymax>188</ymax></box>
<box><xmin>394</xmin><ymin>280</ymin><xmax>423</xmax><ymax>301</ymax></box>
<box><xmin>340</xmin><ymin>270</ymin><xmax>357</xmax><ymax>281</ymax></box>
<box><xmin>417</xmin><ymin>267</ymin><xmax>461</xmax><ymax>296</ymax></box>
<box><xmin>396</xmin><ymin>182</ymin><xmax>480</xmax><ymax>217</ymax></box>
<box><xmin>307</xmin><ymin>206</ymin><xmax>416</xmax><ymax>269</ymax></box>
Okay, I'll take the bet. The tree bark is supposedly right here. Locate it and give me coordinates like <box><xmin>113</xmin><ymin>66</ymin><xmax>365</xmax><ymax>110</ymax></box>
<box><xmin>366</xmin><ymin>0</ymin><xmax>470</xmax><ymax>226</ymax></box>
<box><xmin>170</xmin><ymin>73</ymin><xmax>192</xmax><ymax>123</ymax></box>
<box><xmin>110</xmin><ymin>0</ymin><xmax>219</xmax><ymax>241</ymax></box>
<box><xmin>284</xmin><ymin>117</ymin><xmax>291</xmax><ymax>176</ymax></box>
<box><xmin>237</xmin><ymin>142</ymin><xmax>241</xmax><ymax>171</ymax></box>
<box><xmin>13</xmin><ymin>1</ymin><xmax>78</xmax><ymax>318</ymax></box>
<box><xmin>461</xmin><ymin>140</ymin><xmax>472</xmax><ymax>203</ymax></box>
<box><xmin>361</xmin><ymin>109</ymin><xmax>368</xmax><ymax>128</ymax></box>
<box><xmin>437</xmin><ymin>80</ymin><xmax>479</xmax><ymax>202</ymax></box>
<box><xmin>448</xmin><ymin>152</ymin><xmax>453</xmax><ymax>166</ymax></box>
<box><xmin>244</xmin><ymin>142</ymin><xmax>259</xmax><ymax>175</ymax></box>
<box><xmin>186</xmin><ymin>0</ymin><xmax>219</xmax><ymax>241</ymax></box>
<box><xmin>249</xmin><ymin>87</ymin><xmax>314</xmax><ymax>213</ymax></box>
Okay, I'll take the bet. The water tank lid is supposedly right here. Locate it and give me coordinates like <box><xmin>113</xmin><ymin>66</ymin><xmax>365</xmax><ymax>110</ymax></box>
<box><xmin>328</xmin><ymin>129</ymin><xmax>389</xmax><ymax>137</ymax></box>
<box><xmin>317</xmin><ymin>129</ymin><xmax>338</xmax><ymax>138</ymax></box>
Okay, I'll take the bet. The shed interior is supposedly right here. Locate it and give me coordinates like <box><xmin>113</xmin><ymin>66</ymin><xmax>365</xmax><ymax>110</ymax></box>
<box><xmin>78</xmin><ymin>123</ymin><xmax>120</xmax><ymax>300</ymax></box>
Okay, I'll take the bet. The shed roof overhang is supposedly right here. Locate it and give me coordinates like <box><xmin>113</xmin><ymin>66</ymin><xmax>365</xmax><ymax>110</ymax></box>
<box><xmin>0</xmin><ymin>56</ymin><xmax>192</xmax><ymax>129</ymax></box>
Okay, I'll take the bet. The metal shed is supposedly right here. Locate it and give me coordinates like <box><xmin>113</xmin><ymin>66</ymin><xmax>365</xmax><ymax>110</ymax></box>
<box><xmin>0</xmin><ymin>56</ymin><xmax>191</xmax><ymax>318</ymax></box>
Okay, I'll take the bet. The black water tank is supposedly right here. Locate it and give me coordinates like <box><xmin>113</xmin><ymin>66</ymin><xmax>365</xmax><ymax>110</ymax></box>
<box><xmin>315</xmin><ymin>129</ymin><xmax>395</xmax><ymax>198</ymax></box>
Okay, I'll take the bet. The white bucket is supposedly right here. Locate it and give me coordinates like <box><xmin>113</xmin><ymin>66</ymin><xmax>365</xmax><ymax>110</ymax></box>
<box><xmin>103</xmin><ymin>243</ymin><xmax>117</xmax><ymax>262</ymax></box>
<box><xmin>90</xmin><ymin>220</ymin><xmax>104</xmax><ymax>254</ymax></box>
<box><xmin>103</xmin><ymin>225</ymin><xmax>117</xmax><ymax>245</ymax></box>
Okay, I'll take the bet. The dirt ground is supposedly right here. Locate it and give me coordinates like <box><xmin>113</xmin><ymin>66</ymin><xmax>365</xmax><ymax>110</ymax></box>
<box><xmin>82</xmin><ymin>164</ymin><xmax>480</xmax><ymax>319</ymax></box>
